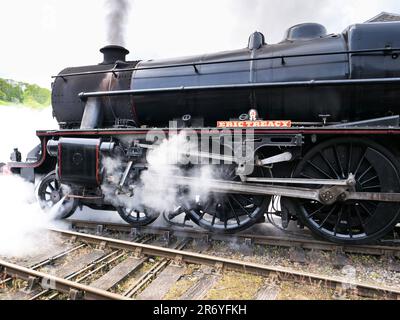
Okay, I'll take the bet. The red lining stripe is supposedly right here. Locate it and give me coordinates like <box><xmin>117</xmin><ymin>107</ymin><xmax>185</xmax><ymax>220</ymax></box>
<box><xmin>8</xmin><ymin>138</ymin><xmax>48</xmax><ymax>169</ymax></box>
<box><xmin>36</xmin><ymin>129</ymin><xmax>400</xmax><ymax>137</ymax></box>
<box><xmin>95</xmin><ymin>142</ymin><xmax>100</xmax><ymax>185</ymax></box>
<box><xmin>58</xmin><ymin>142</ymin><xmax>62</xmax><ymax>180</ymax></box>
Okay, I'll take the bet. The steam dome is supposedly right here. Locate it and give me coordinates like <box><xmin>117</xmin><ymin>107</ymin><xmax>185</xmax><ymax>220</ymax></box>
<box><xmin>284</xmin><ymin>23</ymin><xmax>327</xmax><ymax>41</ymax></box>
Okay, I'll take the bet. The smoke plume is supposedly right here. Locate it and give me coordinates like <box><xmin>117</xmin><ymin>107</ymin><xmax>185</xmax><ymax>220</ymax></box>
<box><xmin>105</xmin><ymin>0</ymin><xmax>131</xmax><ymax>46</ymax></box>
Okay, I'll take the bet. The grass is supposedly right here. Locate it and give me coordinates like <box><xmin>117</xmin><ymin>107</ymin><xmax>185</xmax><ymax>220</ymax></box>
<box><xmin>0</xmin><ymin>100</ymin><xmax>50</xmax><ymax>109</ymax></box>
<box><xmin>206</xmin><ymin>271</ymin><xmax>264</xmax><ymax>300</ymax></box>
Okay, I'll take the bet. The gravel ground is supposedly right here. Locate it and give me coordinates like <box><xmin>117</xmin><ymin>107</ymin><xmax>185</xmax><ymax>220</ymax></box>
<box><xmin>0</xmin><ymin>227</ymin><xmax>398</xmax><ymax>300</ymax></box>
<box><xmin>206</xmin><ymin>240</ymin><xmax>400</xmax><ymax>292</ymax></box>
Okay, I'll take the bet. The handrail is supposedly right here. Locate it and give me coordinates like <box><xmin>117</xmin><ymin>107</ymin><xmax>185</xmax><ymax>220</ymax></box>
<box><xmin>78</xmin><ymin>77</ymin><xmax>400</xmax><ymax>100</ymax></box>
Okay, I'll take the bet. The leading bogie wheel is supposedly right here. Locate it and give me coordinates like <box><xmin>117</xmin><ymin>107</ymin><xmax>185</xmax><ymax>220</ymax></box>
<box><xmin>293</xmin><ymin>138</ymin><xmax>400</xmax><ymax>244</ymax></box>
<box><xmin>37</xmin><ymin>171</ymin><xmax>78</xmax><ymax>219</ymax></box>
<box><xmin>116</xmin><ymin>206</ymin><xmax>159</xmax><ymax>227</ymax></box>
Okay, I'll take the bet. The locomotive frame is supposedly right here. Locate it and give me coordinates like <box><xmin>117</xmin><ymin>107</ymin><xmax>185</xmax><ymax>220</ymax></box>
<box><xmin>6</xmin><ymin>123</ymin><xmax>400</xmax><ymax>245</ymax></box>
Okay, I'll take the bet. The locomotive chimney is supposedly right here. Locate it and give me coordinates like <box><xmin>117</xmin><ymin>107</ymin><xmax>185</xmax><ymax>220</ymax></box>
<box><xmin>100</xmin><ymin>45</ymin><xmax>130</xmax><ymax>65</ymax></box>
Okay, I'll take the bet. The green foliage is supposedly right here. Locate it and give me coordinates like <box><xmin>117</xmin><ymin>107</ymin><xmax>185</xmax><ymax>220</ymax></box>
<box><xmin>0</xmin><ymin>78</ymin><xmax>50</xmax><ymax>108</ymax></box>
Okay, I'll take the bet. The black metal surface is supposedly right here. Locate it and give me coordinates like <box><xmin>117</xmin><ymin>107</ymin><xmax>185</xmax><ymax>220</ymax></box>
<box><xmin>52</xmin><ymin>21</ymin><xmax>400</xmax><ymax>128</ymax></box>
<box><xmin>31</xmin><ymin>20</ymin><xmax>400</xmax><ymax>244</ymax></box>
<box><xmin>284</xmin><ymin>23</ymin><xmax>327</xmax><ymax>41</ymax></box>
<box><xmin>79</xmin><ymin>77</ymin><xmax>400</xmax><ymax>98</ymax></box>
<box><xmin>52</xmin><ymin>46</ymin><xmax>139</xmax><ymax>128</ymax></box>
<box><xmin>100</xmin><ymin>45</ymin><xmax>129</xmax><ymax>65</ymax></box>
<box><xmin>52</xmin><ymin>47</ymin><xmax>400</xmax><ymax>79</ymax></box>
<box><xmin>129</xmin><ymin>23</ymin><xmax>400</xmax><ymax>127</ymax></box>
<box><xmin>58</xmin><ymin>138</ymin><xmax>101</xmax><ymax>186</ymax></box>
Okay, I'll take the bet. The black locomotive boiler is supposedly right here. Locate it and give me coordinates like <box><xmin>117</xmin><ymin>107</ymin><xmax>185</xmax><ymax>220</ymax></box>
<box><xmin>5</xmin><ymin>21</ymin><xmax>400</xmax><ymax>244</ymax></box>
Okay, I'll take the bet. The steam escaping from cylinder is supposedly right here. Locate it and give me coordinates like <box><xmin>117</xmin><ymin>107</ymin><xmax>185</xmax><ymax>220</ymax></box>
<box><xmin>101</xmin><ymin>133</ymin><xmax>219</xmax><ymax>220</ymax></box>
<box><xmin>0</xmin><ymin>175</ymin><xmax>68</xmax><ymax>257</ymax></box>
<box><xmin>0</xmin><ymin>106</ymin><xmax>66</xmax><ymax>258</ymax></box>
<box><xmin>105</xmin><ymin>0</ymin><xmax>131</xmax><ymax>46</ymax></box>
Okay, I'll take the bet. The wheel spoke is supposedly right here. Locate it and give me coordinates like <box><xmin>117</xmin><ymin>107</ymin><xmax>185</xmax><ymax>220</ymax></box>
<box><xmin>354</xmin><ymin>151</ymin><xmax>366</xmax><ymax>177</ymax></box>
<box><xmin>357</xmin><ymin>165</ymin><xmax>373</xmax><ymax>183</ymax></box>
<box><xmin>211</xmin><ymin>213</ymin><xmax>216</xmax><ymax>226</ymax></box>
<box><xmin>360</xmin><ymin>175</ymin><xmax>379</xmax><ymax>187</ymax></box>
<box><xmin>300</xmin><ymin>173</ymin><xmax>317</xmax><ymax>179</ymax></box>
<box><xmin>319</xmin><ymin>151</ymin><xmax>340</xmax><ymax>179</ymax></box>
<box><xmin>318</xmin><ymin>205</ymin><xmax>337</xmax><ymax>229</ymax></box>
<box><xmin>346</xmin><ymin>207</ymin><xmax>353</xmax><ymax>239</ymax></box>
<box><xmin>333</xmin><ymin>206</ymin><xmax>343</xmax><ymax>236</ymax></box>
<box><xmin>347</xmin><ymin>143</ymin><xmax>353</xmax><ymax>175</ymax></box>
<box><xmin>354</xmin><ymin>205</ymin><xmax>366</xmax><ymax>232</ymax></box>
<box><xmin>359</xmin><ymin>202</ymin><xmax>373</xmax><ymax>217</ymax></box>
<box><xmin>227</xmin><ymin>168</ymin><xmax>236</xmax><ymax>179</ymax></box>
<box><xmin>230</xmin><ymin>195</ymin><xmax>251</xmax><ymax>219</ymax></box>
<box><xmin>307</xmin><ymin>205</ymin><xmax>326</xmax><ymax>218</ymax></box>
<box><xmin>226</xmin><ymin>198</ymin><xmax>241</xmax><ymax>226</ymax></box>
<box><xmin>307</xmin><ymin>160</ymin><xmax>334</xmax><ymax>179</ymax></box>
<box><xmin>362</xmin><ymin>185</ymin><xmax>381</xmax><ymax>190</ymax></box>
<box><xmin>237</xmin><ymin>194</ymin><xmax>253</xmax><ymax>205</ymax></box>
<box><xmin>202</xmin><ymin>200</ymin><xmax>212</xmax><ymax>214</ymax></box>
<box><xmin>333</xmin><ymin>145</ymin><xmax>345</xmax><ymax>178</ymax></box>
<box><xmin>199</xmin><ymin>210</ymin><xmax>206</xmax><ymax>219</ymax></box>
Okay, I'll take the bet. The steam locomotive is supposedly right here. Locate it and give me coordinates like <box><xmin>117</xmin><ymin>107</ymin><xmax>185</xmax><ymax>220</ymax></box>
<box><xmin>4</xmin><ymin>21</ymin><xmax>400</xmax><ymax>244</ymax></box>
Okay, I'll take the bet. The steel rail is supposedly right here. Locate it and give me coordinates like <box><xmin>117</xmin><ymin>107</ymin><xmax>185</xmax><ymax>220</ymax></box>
<box><xmin>32</xmin><ymin>250</ymin><xmax>123</xmax><ymax>300</ymax></box>
<box><xmin>50</xmin><ymin>228</ymin><xmax>400</xmax><ymax>299</ymax></box>
<box><xmin>54</xmin><ymin>47</ymin><xmax>400</xmax><ymax>79</ymax></box>
<box><xmin>30</xmin><ymin>234</ymin><xmax>152</xmax><ymax>300</ymax></box>
<box><xmin>43</xmin><ymin>250</ymin><xmax>127</xmax><ymax>301</ymax></box>
<box><xmin>0</xmin><ymin>258</ymin><xmax>130</xmax><ymax>300</ymax></box>
<box><xmin>69</xmin><ymin>220</ymin><xmax>400</xmax><ymax>257</ymax></box>
<box><xmin>0</xmin><ymin>243</ymin><xmax>86</xmax><ymax>287</ymax></box>
<box><xmin>123</xmin><ymin>240</ymin><xmax>189</xmax><ymax>298</ymax></box>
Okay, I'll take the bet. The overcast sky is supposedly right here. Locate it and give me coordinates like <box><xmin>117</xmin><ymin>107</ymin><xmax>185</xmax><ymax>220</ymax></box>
<box><xmin>0</xmin><ymin>0</ymin><xmax>399</xmax><ymax>88</ymax></box>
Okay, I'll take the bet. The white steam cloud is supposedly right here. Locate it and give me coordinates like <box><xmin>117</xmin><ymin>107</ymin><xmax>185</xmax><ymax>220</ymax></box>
<box><xmin>101</xmin><ymin>133</ymin><xmax>216</xmax><ymax>217</ymax></box>
<box><xmin>0</xmin><ymin>175</ymin><xmax>67</xmax><ymax>257</ymax></box>
<box><xmin>0</xmin><ymin>106</ymin><xmax>63</xmax><ymax>258</ymax></box>
<box><xmin>0</xmin><ymin>106</ymin><xmax>57</xmax><ymax>163</ymax></box>
<box><xmin>105</xmin><ymin>0</ymin><xmax>131</xmax><ymax>46</ymax></box>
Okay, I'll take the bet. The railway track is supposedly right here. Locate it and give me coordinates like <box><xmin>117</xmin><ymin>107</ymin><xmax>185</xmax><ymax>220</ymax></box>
<box><xmin>1</xmin><ymin>228</ymin><xmax>399</xmax><ymax>300</ymax></box>
<box><xmin>69</xmin><ymin>220</ymin><xmax>400</xmax><ymax>258</ymax></box>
